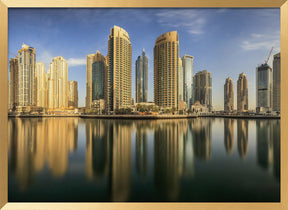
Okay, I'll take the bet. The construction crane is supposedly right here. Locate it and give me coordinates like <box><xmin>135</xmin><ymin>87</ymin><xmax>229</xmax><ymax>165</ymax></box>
<box><xmin>264</xmin><ymin>47</ymin><xmax>274</xmax><ymax>64</ymax></box>
<box><xmin>9</xmin><ymin>51</ymin><xmax>18</xmax><ymax>58</ymax></box>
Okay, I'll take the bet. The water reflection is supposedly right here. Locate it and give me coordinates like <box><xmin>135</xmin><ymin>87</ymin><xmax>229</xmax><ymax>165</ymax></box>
<box><xmin>8</xmin><ymin>118</ymin><xmax>78</xmax><ymax>190</ymax></box>
<box><xmin>256</xmin><ymin>120</ymin><xmax>280</xmax><ymax>181</ymax></box>
<box><xmin>8</xmin><ymin>118</ymin><xmax>280</xmax><ymax>201</ymax></box>
<box><xmin>192</xmin><ymin>119</ymin><xmax>212</xmax><ymax>161</ymax></box>
<box><xmin>237</xmin><ymin>120</ymin><xmax>248</xmax><ymax>159</ymax></box>
<box><xmin>224</xmin><ymin>119</ymin><xmax>234</xmax><ymax>154</ymax></box>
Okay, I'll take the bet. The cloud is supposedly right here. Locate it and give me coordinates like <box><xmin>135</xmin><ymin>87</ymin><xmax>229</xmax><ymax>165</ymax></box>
<box><xmin>241</xmin><ymin>31</ymin><xmax>280</xmax><ymax>51</ymax></box>
<box><xmin>155</xmin><ymin>9</ymin><xmax>207</xmax><ymax>35</ymax></box>
<box><xmin>67</xmin><ymin>58</ymin><xmax>86</xmax><ymax>67</ymax></box>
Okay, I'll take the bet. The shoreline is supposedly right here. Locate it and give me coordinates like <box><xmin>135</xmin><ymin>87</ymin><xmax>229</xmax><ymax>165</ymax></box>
<box><xmin>8</xmin><ymin>114</ymin><xmax>280</xmax><ymax>119</ymax></box>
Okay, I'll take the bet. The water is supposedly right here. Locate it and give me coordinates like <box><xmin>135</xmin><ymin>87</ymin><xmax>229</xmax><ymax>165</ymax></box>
<box><xmin>8</xmin><ymin>117</ymin><xmax>280</xmax><ymax>202</ymax></box>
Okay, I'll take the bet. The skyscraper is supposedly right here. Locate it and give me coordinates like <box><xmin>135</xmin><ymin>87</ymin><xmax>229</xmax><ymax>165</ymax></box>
<box><xmin>86</xmin><ymin>53</ymin><xmax>97</xmax><ymax>109</ymax></box>
<box><xmin>105</xmin><ymin>26</ymin><xmax>132</xmax><ymax>113</ymax></box>
<box><xmin>273</xmin><ymin>53</ymin><xmax>280</xmax><ymax>112</ymax></box>
<box><xmin>17</xmin><ymin>43</ymin><xmax>36</xmax><ymax>106</ymax></box>
<box><xmin>182</xmin><ymin>55</ymin><xmax>194</xmax><ymax>109</ymax></box>
<box><xmin>154</xmin><ymin>31</ymin><xmax>179</xmax><ymax>109</ymax></box>
<box><xmin>256</xmin><ymin>64</ymin><xmax>273</xmax><ymax>110</ymax></box>
<box><xmin>237</xmin><ymin>73</ymin><xmax>248</xmax><ymax>112</ymax></box>
<box><xmin>193</xmin><ymin>70</ymin><xmax>212</xmax><ymax>111</ymax></box>
<box><xmin>35</xmin><ymin>62</ymin><xmax>47</xmax><ymax>108</ymax></box>
<box><xmin>136</xmin><ymin>49</ymin><xmax>148</xmax><ymax>103</ymax></box>
<box><xmin>92</xmin><ymin>51</ymin><xmax>106</xmax><ymax>101</ymax></box>
<box><xmin>68</xmin><ymin>80</ymin><xmax>78</xmax><ymax>108</ymax></box>
<box><xmin>224</xmin><ymin>77</ymin><xmax>234</xmax><ymax>112</ymax></box>
<box><xmin>8</xmin><ymin>58</ymin><xmax>19</xmax><ymax>110</ymax></box>
<box><xmin>47</xmin><ymin>56</ymin><xmax>69</xmax><ymax>109</ymax></box>
<box><xmin>178</xmin><ymin>58</ymin><xmax>184</xmax><ymax>102</ymax></box>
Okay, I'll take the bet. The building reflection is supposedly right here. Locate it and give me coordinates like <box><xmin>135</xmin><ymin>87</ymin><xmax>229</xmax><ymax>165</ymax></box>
<box><xmin>8</xmin><ymin>118</ymin><xmax>79</xmax><ymax>190</ymax></box>
<box><xmin>154</xmin><ymin>119</ymin><xmax>187</xmax><ymax>201</ymax></box>
<box><xmin>192</xmin><ymin>119</ymin><xmax>212</xmax><ymax>161</ymax></box>
<box><xmin>237</xmin><ymin>120</ymin><xmax>248</xmax><ymax>159</ymax></box>
<box><xmin>135</xmin><ymin>122</ymin><xmax>148</xmax><ymax>181</ymax></box>
<box><xmin>256</xmin><ymin>120</ymin><xmax>280</xmax><ymax>181</ymax></box>
<box><xmin>224</xmin><ymin>119</ymin><xmax>234</xmax><ymax>155</ymax></box>
<box><xmin>85</xmin><ymin>120</ymin><xmax>133</xmax><ymax>201</ymax></box>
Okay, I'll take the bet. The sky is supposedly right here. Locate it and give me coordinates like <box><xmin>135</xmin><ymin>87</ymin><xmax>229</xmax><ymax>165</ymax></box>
<box><xmin>8</xmin><ymin>8</ymin><xmax>280</xmax><ymax>110</ymax></box>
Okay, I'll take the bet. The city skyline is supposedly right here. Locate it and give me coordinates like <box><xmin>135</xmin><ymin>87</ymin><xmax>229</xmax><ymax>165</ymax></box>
<box><xmin>8</xmin><ymin>8</ymin><xmax>280</xmax><ymax>110</ymax></box>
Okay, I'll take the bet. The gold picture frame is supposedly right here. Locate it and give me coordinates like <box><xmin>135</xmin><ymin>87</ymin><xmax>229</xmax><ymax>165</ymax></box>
<box><xmin>0</xmin><ymin>0</ymin><xmax>287</xmax><ymax>209</ymax></box>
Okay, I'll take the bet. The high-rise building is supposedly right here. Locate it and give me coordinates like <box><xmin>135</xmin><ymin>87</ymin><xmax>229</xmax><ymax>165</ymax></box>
<box><xmin>8</xmin><ymin>58</ymin><xmax>19</xmax><ymax>110</ymax></box>
<box><xmin>193</xmin><ymin>70</ymin><xmax>212</xmax><ymax>111</ymax></box>
<box><xmin>17</xmin><ymin>43</ymin><xmax>36</xmax><ymax>106</ymax></box>
<box><xmin>35</xmin><ymin>62</ymin><xmax>47</xmax><ymax>108</ymax></box>
<box><xmin>182</xmin><ymin>55</ymin><xmax>194</xmax><ymax>109</ymax></box>
<box><xmin>68</xmin><ymin>80</ymin><xmax>78</xmax><ymax>108</ymax></box>
<box><xmin>86</xmin><ymin>53</ymin><xmax>97</xmax><ymax>109</ymax></box>
<box><xmin>256</xmin><ymin>64</ymin><xmax>273</xmax><ymax>110</ymax></box>
<box><xmin>92</xmin><ymin>51</ymin><xmax>106</xmax><ymax>102</ymax></box>
<box><xmin>237</xmin><ymin>73</ymin><xmax>248</xmax><ymax>112</ymax></box>
<box><xmin>154</xmin><ymin>31</ymin><xmax>179</xmax><ymax>109</ymax></box>
<box><xmin>178</xmin><ymin>58</ymin><xmax>184</xmax><ymax>102</ymax></box>
<box><xmin>273</xmin><ymin>53</ymin><xmax>280</xmax><ymax>112</ymax></box>
<box><xmin>47</xmin><ymin>56</ymin><xmax>69</xmax><ymax>109</ymax></box>
<box><xmin>224</xmin><ymin>77</ymin><xmax>234</xmax><ymax>112</ymax></box>
<box><xmin>105</xmin><ymin>26</ymin><xmax>132</xmax><ymax>113</ymax></box>
<box><xmin>136</xmin><ymin>49</ymin><xmax>148</xmax><ymax>103</ymax></box>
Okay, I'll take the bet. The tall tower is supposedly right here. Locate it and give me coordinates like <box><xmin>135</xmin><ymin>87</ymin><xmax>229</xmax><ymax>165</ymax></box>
<box><xmin>193</xmin><ymin>70</ymin><xmax>212</xmax><ymax>111</ymax></box>
<box><xmin>8</xmin><ymin>58</ymin><xmax>19</xmax><ymax>110</ymax></box>
<box><xmin>105</xmin><ymin>26</ymin><xmax>132</xmax><ymax>113</ymax></box>
<box><xmin>86</xmin><ymin>53</ymin><xmax>96</xmax><ymax>109</ymax></box>
<box><xmin>92</xmin><ymin>51</ymin><xmax>106</xmax><ymax>101</ymax></box>
<box><xmin>256</xmin><ymin>64</ymin><xmax>272</xmax><ymax>109</ymax></box>
<box><xmin>154</xmin><ymin>31</ymin><xmax>179</xmax><ymax>109</ymax></box>
<box><xmin>136</xmin><ymin>49</ymin><xmax>148</xmax><ymax>103</ymax></box>
<box><xmin>224</xmin><ymin>77</ymin><xmax>234</xmax><ymax>112</ymax></box>
<box><xmin>35</xmin><ymin>62</ymin><xmax>47</xmax><ymax>108</ymax></box>
<box><xmin>273</xmin><ymin>53</ymin><xmax>280</xmax><ymax>112</ymax></box>
<box><xmin>17</xmin><ymin>43</ymin><xmax>36</xmax><ymax>106</ymax></box>
<box><xmin>178</xmin><ymin>58</ymin><xmax>184</xmax><ymax>102</ymax></box>
<box><xmin>237</xmin><ymin>73</ymin><xmax>248</xmax><ymax>112</ymax></box>
<box><xmin>47</xmin><ymin>56</ymin><xmax>69</xmax><ymax>109</ymax></box>
<box><xmin>182</xmin><ymin>55</ymin><xmax>194</xmax><ymax>109</ymax></box>
<box><xmin>68</xmin><ymin>80</ymin><xmax>78</xmax><ymax>108</ymax></box>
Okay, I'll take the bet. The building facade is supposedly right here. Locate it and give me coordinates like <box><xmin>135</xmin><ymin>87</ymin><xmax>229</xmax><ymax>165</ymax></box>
<box><xmin>256</xmin><ymin>64</ymin><xmax>273</xmax><ymax>110</ymax></box>
<box><xmin>182</xmin><ymin>55</ymin><xmax>194</xmax><ymax>110</ymax></box>
<box><xmin>35</xmin><ymin>62</ymin><xmax>47</xmax><ymax>108</ymax></box>
<box><xmin>224</xmin><ymin>77</ymin><xmax>234</xmax><ymax>112</ymax></box>
<box><xmin>273</xmin><ymin>53</ymin><xmax>280</xmax><ymax>112</ymax></box>
<box><xmin>68</xmin><ymin>80</ymin><xmax>78</xmax><ymax>108</ymax></box>
<box><xmin>178</xmin><ymin>58</ymin><xmax>184</xmax><ymax>102</ymax></box>
<box><xmin>86</xmin><ymin>53</ymin><xmax>97</xmax><ymax>108</ymax></box>
<box><xmin>136</xmin><ymin>49</ymin><xmax>148</xmax><ymax>103</ymax></box>
<box><xmin>8</xmin><ymin>58</ymin><xmax>19</xmax><ymax>110</ymax></box>
<box><xmin>105</xmin><ymin>26</ymin><xmax>132</xmax><ymax>113</ymax></box>
<box><xmin>154</xmin><ymin>31</ymin><xmax>179</xmax><ymax>109</ymax></box>
<box><xmin>92</xmin><ymin>51</ymin><xmax>106</xmax><ymax>102</ymax></box>
<box><xmin>47</xmin><ymin>56</ymin><xmax>69</xmax><ymax>109</ymax></box>
<box><xmin>193</xmin><ymin>70</ymin><xmax>212</xmax><ymax>111</ymax></box>
<box><xmin>17</xmin><ymin>43</ymin><xmax>36</xmax><ymax>106</ymax></box>
<box><xmin>237</xmin><ymin>73</ymin><xmax>248</xmax><ymax>112</ymax></box>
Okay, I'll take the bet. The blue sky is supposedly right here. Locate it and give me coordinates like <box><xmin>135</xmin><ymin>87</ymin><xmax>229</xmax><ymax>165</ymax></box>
<box><xmin>8</xmin><ymin>8</ymin><xmax>280</xmax><ymax>110</ymax></box>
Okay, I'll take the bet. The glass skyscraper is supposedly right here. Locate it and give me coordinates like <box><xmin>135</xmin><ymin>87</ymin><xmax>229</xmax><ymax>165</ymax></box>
<box><xmin>182</xmin><ymin>55</ymin><xmax>194</xmax><ymax>109</ymax></box>
<box><xmin>92</xmin><ymin>51</ymin><xmax>106</xmax><ymax>101</ymax></box>
<box><xmin>136</xmin><ymin>49</ymin><xmax>148</xmax><ymax>103</ymax></box>
<box><xmin>273</xmin><ymin>53</ymin><xmax>280</xmax><ymax>112</ymax></box>
<box><xmin>256</xmin><ymin>64</ymin><xmax>273</xmax><ymax>109</ymax></box>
